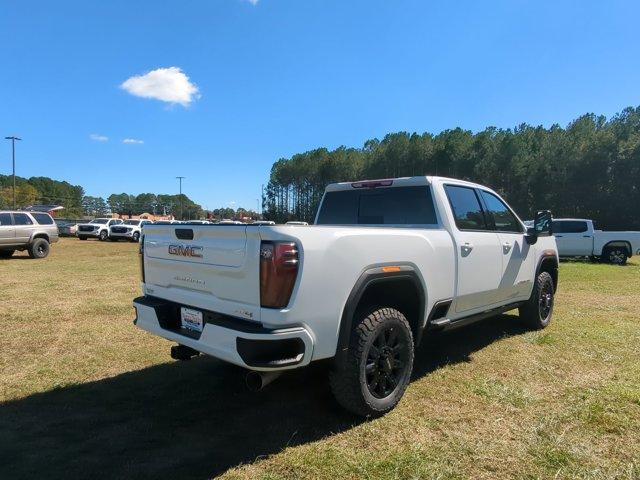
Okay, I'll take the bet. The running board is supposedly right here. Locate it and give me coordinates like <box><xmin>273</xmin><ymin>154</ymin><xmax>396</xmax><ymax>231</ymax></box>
<box><xmin>428</xmin><ymin>301</ymin><xmax>524</xmax><ymax>331</ymax></box>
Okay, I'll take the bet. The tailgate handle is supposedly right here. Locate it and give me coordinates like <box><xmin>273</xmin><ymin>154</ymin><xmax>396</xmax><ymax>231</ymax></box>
<box><xmin>175</xmin><ymin>228</ymin><xmax>194</xmax><ymax>240</ymax></box>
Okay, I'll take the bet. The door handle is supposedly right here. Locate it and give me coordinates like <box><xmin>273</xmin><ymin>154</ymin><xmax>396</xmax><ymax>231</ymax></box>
<box><xmin>582</xmin><ymin>235</ymin><xmax>591</xmax><ymax>238</ymax></box>
<box><xmin>461</xmin><ymin>242</ymin><xmax>473</xmax><ymax>256</ymax></box>
<box><xmin>502</xmin><ymin>242</ymin><xmax>512</xmax><ymax>253</ymax></box>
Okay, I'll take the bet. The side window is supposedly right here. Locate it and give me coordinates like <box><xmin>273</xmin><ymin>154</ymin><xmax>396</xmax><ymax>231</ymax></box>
<box><xmin>444</xmin><ymin>185</ymin><xmax>490</xmax><ymax>231</ymax></box>
<box><xmin>32</xmin><ymin>213</ymin><xmax>55</xmax><ymax>225</ymax></box>
<box><xmin>479</xmin><ymin>191</ymin><xmax>522</xmax><ymax>233</ymax></box>
<box><xmin>552</xmin><ymin>221</ymin><xmax>587</xmax><ymax>233</ymax></box>
<box><xmin>13</xmin><ymin>213</ymin><xmax>34</xmax><ymax>226</ymax></box>
<box><xmin>552</xmin><ymin>221</ymin><xmax>564</xmax><ymax>233</ymax></box>
<box><xmin>0</xmin><ymin>213</ymin><xmax>12</xmax><ymax>226</ymax></box>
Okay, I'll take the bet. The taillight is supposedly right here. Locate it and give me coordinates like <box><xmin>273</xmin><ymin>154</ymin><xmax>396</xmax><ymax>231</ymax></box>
<box><xmin>139</xmin><ymin>234</ymin><xmax>145</xmax><ymax>283</ymax></box>
<box><xmin>260</xmin><ymin>241</ymin><xmax>299</xmax><ymax>308</ymax></box>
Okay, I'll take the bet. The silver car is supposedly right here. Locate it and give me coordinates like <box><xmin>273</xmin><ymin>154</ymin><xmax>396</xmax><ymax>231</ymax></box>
<box><xmin>0</xmin><ymin>211</ymin><xmax>59</xmax><ymax>259</ymax></box>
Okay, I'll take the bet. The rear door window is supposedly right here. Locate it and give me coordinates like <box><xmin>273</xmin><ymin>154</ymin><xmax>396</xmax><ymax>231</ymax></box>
<box><xmin>316</xmin><ymin>186</ymin><xmax>438</xmax><ymax>225</ymax></box>
<box><xmin>13</xmin><ymin>213</ymin><xmax>33</xmax><ymax>225</ymax></box>
<box><xmin>444</xmin><ymin>185</ymin><xmax>490</xmax><ymax>231</ymax></box>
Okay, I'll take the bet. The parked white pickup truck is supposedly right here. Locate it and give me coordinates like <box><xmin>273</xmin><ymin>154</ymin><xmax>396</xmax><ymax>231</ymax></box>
<box><xmin>133</xmin><ymin>176</ymin><xmax>558</xmax><ymax>416</ymax></box>
<box><xmin>552</xmin><ymin>219</ymin><xmax>640</xmax><ymax>265</ymax></box>
<box><xmin>109</xmin><ymin>219</ymin><xmax>153</xmax><ymax>242</ymax></box>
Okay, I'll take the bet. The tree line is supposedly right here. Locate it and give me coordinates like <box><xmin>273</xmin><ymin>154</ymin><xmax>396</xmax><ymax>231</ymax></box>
<box><xmin>263</xmin><ymin>106</ymin><xmax>640</xmax><ymax>230</ymax></box>
<box><xmin>0</xmin><ymin>174</ymin><xmax>260</xmax><ymax>221</ymax></box>
<box><xmin>0</xmin><ymin>175</ymin><xmax>204</xmax><ymax>219</ymax></box>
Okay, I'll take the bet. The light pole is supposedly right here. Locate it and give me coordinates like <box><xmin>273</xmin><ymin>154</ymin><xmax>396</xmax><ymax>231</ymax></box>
<box><xmin>176</xmin><ymin>176</ymin><xmax>185</xmax><ymax>220</ymax></box>
<box><xmin>5</xmin><ymin>136</ymin><xmax>21</xmax><ymax>209</ymax></box>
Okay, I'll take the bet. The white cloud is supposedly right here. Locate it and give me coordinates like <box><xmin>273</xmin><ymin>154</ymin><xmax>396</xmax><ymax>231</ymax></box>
<box><xmin>123</xmin><ymin>138</ymin><xmax>144</xmax><ymax>145</ymax></box>
<box><xmin>120</xmin><ymin>67</ymin><xmax>200</xmax><ymax>107</ymax></box>
<box><xmin>90</xmin><ymin>134</ymin><xmax>109</xmax><ymax>142</ymax></box>
<box><xmin>246</xmin><ymin>0</ymin><xmax>259</xmax><ymax>4</ymax></box>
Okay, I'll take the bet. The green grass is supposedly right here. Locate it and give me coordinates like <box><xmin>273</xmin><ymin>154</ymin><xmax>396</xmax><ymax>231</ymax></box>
<box><xmin>1</xmin><ymin>240</ymin><xmax>639</xmax><ymax>479</ymax></box>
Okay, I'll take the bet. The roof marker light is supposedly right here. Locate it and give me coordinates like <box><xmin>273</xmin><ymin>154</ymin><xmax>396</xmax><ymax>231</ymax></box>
<box><xmin>351</xmin><ymin>179</ymin><xmax>394</xmax><ymax>189</ymax></box>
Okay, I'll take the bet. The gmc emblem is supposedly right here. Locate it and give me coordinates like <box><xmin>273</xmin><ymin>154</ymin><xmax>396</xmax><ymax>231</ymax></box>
<box><xmin>168</xmin><ymin>244</ymin><xmax>203</xmax><ymax>258</ymax></box>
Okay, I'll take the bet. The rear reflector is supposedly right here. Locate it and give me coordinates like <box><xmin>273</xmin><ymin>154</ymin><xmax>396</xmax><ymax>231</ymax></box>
<box><xmin>260</xmin><ymin>242</ymin><xmax>299</xmax><ymax>308</ymax></box>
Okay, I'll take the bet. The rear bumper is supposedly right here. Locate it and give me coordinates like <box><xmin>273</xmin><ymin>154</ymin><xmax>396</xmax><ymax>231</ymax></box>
<box><xmin>133</xmin><ymin>296</ymin><xmax>314</xmax><ymax>371</ymax></box>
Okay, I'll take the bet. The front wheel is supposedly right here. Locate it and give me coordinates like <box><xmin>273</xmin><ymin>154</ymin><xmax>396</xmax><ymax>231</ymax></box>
<box><xmin>329</xmin><ymin>307</ymin><xmax>414</xmax><ymax>417</ymax></box>
<box><xmin>519</xmin><ymin>271</ymin><xmax>554</xmax><ymax>329</ymax></box>
<box><xmin>99</xmin><ymin>230</ymin><xmax>108</xmax><ymax>241</ymax></box>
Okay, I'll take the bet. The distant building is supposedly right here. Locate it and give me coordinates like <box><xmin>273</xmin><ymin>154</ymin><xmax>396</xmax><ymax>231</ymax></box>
<box><xmin>115</xmin><ymin>212</ymin><xmax>174</xmax><ymax>221</ymax></box>
<box><xmin>24</xmin><ymin>205</ymin><xmax>65</xmax><ymax>216</ymax></box>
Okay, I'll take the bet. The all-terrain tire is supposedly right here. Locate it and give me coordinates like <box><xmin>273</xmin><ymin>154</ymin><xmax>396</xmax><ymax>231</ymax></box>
<box><xmin>132</xmin><ymin>232</ymin><xmax>140</xmax><ymax>242</ymax></box>
<box><xmin>329</xmin><ymin>307</ymin><xmax>414</xmax><ymax>417</ymax></box>
<box><xmin>519</xmin><ymin>271</ymin><xmax>554</xmax><ymax>329</ymax></box>
<box><xmin>28</xmin><ymin>238</ymin><xmax>50</xmax><ymax>259</ymax></box>
<box><xmin>603</xmin><ymin>246</ymin><xmax>628</xmax><ymax>265</ymax></box>
<box><xmin>99</xmin><ymin>230</ymin><xmax>108</xmax><ymax>241</ymax></box>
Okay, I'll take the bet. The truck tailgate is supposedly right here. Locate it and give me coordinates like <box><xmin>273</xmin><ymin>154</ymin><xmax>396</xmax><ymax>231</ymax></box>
<box><xmin>142</xmin><ymin>225</ymin><xmax>262</xmax><ymax>320</ymax></box>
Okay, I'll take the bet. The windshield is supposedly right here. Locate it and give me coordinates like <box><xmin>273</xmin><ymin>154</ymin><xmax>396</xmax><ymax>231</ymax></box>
<box><xmin>90</xmin><ymin>219</ymin><xmax>108</xmax><ymax>224</ymax></box>
<box><xmin>123</xmin><ymin>220</ymin><xmax>140</xmax><ymax>225</ymax></box>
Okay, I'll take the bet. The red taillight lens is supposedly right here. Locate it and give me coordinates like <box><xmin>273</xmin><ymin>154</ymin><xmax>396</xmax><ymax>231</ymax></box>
<box><xmin>139</xmin><ymin>234</ymin><xmax>145</xmax><ymax>283</ymax></box>
<box><xmin>260</xmin><ymin>241</ymin><xmax>299</xmax><ymax>308</ymax></box>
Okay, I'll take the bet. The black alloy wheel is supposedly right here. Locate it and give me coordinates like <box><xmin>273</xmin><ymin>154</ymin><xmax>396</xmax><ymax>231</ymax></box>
<box><xmin>365</xmin><ymin>324</ymin><xmax>410</xmax><ymax>399</ymax></box>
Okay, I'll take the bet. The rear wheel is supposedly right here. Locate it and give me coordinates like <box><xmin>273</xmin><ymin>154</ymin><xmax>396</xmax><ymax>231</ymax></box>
<box><xmin>0</xmin><ymin>249</ymin><xmax>15</xmax><ymax>258</ymax></box>
<box><xmin>99</xmin><ymin>230</ymin><xmax>108</xmax><ymax>241</ymax></box>
<box><xmin>603</xmin><ymin>247</ymin><xmax>628</xmax><ymax>265</ymax></box>
<box><xmin>519</xmin><ymin>271</ymin><xmax>554</xmax><ymax>329</ymax></box>
<box><xmin>28</xmin><ymin>238</ymin><xmax>50</xmax><ymax>259</ymax></box>
<box><xmin>132</xmin><ymin>231</ymin><xmax>140</xmax><ymax>242</ymax></box>
<box><xmin>330</xmin><ymin>307</ymin><xmax>414</xmax><ymax>417</ymax></box>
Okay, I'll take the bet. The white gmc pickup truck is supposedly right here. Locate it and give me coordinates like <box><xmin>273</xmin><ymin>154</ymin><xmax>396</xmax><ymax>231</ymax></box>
<box><xmin>133</xmin><ymin>176</ymin><xmax>558</xmax><ymax>416</ymax></box>
<box><xmin>552</xmin><ymin>219</ymin><xmax>640</xmax><ymax>265</ymax></box>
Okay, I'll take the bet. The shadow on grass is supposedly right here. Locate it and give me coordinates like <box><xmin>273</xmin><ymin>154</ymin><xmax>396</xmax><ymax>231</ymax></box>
<box><xmin>0</xmin><ymin>314</ymin><xmax>526</xmax><ymax>480</ymax></box>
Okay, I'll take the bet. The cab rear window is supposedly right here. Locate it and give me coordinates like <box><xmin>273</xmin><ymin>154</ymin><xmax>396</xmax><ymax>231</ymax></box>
<box><xmin>316</xmin><ymin>186</ymin><xmax>438</xmax><ymax>225</ymax></box>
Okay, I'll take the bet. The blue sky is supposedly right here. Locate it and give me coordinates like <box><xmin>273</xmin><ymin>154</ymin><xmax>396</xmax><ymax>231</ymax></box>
<box><xmin>1</xmin><ymin>0</ymin><xmax>639</xmax><ymax>211</ymax></box>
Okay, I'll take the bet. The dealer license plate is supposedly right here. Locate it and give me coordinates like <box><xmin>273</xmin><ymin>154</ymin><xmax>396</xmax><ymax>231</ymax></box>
<box><xmin>180</xmin><ymin>307</ymin><xmax>204</xmax><ymax>332</ymax></box>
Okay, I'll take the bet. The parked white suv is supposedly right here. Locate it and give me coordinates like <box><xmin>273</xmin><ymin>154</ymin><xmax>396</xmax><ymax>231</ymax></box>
<box><xmin>76</xmin><ymin>218</ymin><xmax>123</xmax><ymax>241</ymax></box>
<box><xmin>109</xmin><ymin>219</ymin><xmax>152</xmax><ymax>242</ymax></box>
<box><xmin>133</xmin><ymin>176</ymin><xmax>558</xmax><ymax>416</ymax></box>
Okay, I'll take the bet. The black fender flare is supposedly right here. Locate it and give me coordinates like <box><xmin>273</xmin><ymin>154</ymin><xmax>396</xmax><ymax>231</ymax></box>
<box><xmin>601</xmin><ymin>241</ymin><xmax>632</xmax><ymax>257</ymax></box>
<box><xmin>335</xmin><ymin>264</ymin><xmax>426</xmax><ymax>364</ymax></box>
<box><xmin>535</xmin><ymin>250</ymin><xmax>559</xmax><ymax>292</ymax></box>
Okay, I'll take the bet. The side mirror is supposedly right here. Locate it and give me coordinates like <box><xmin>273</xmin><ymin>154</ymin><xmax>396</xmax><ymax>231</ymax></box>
<box><xmin>526</xmin><ymin>210</ymin><xmax>552</xmax><ymax>245</ymax></box>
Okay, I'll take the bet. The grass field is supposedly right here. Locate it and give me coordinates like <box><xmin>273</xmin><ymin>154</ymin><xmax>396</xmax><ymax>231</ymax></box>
<box><xmin>1</xmin><ymin>238</ymin><xmax>639</xmax><ymax>479</ymax></box>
